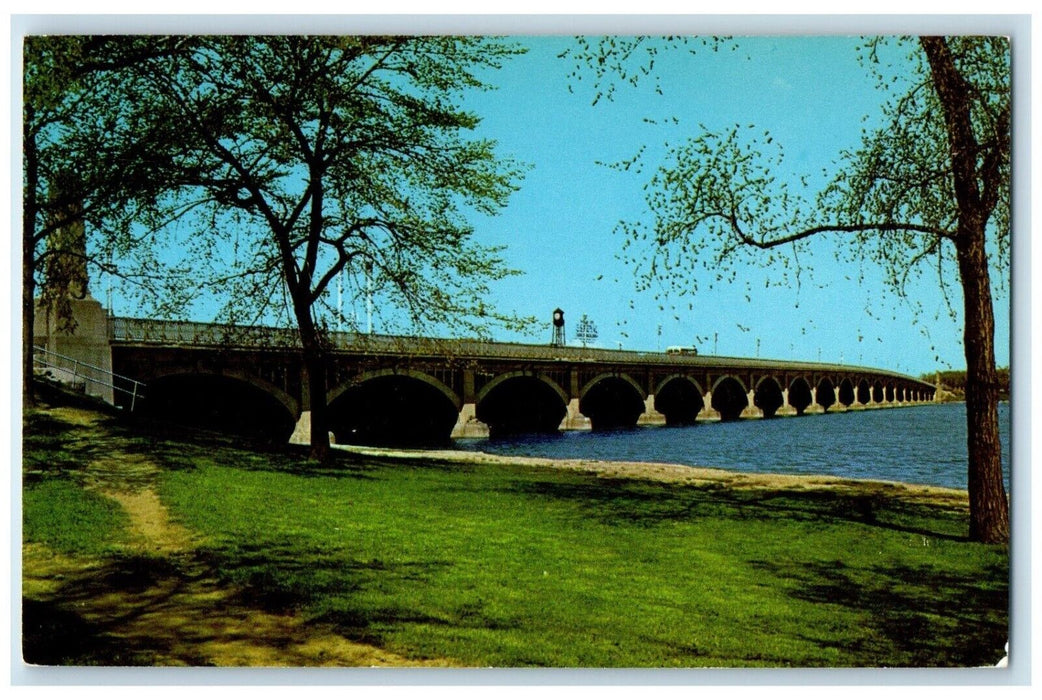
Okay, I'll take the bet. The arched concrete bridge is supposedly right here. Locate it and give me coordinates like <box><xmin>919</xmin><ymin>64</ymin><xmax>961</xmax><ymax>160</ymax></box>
<box><xmin>104</xmin><ymin>317</ymin><xmax>938</xmax><ymax>446</ymax></box>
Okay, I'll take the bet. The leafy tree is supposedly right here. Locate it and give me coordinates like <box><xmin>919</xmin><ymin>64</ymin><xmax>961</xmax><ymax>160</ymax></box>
<box><xmin>22</xmin><ymin>37</ymin><xmax>192</xmax><ymax>408</ymax></box>
<box><xmin>564</xmin><ymin>36</ymin><xmax>1010</xmax><ymax>543</ymax></box>
<box><xmin>100</xmin><ymin>36</ymin><xmax>527</xmax><ymax>460</ymax></box>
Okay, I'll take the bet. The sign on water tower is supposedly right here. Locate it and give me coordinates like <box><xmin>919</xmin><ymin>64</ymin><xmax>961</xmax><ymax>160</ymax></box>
<box><xmin>575</xmin><ymin>314</ymin><xmax>599</xmax><ymax>348</ymax></box>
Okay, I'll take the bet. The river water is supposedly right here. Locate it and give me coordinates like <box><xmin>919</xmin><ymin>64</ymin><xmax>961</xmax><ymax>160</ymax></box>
<box><xmin>455</xmin><ymin>402</ymin><xmax>1011</xmax><ymax>491</ymax></box>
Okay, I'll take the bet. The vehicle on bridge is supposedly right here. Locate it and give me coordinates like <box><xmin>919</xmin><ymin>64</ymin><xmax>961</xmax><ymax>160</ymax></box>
<box><xmin>666</xmin><ymin>346</ymin><xmax>698</xmax><ymax>356</ymax></box>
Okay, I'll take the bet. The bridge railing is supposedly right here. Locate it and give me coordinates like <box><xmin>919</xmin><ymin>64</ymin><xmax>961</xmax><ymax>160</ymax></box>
<box><xmin>110</xmin><ymin>317</ymin><xmax>302</xmax><ymax>349</ymax></box>
<box><xmin>33</xmin><ymin>345</ymin><xmax>146</xmax><ymax>410</ymax></box>
<box><xmin>109</xmin><ymin>316</ymin><xmax>716</xmax><ymax>362</ymax></box>
<box><xmin>108</xmin><ymin>316</ymin><xmax>927</xmax><ymax>385</ymax></box>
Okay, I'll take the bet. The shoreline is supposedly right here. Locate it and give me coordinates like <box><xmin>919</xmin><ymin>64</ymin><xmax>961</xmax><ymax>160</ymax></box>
<box><xmin>331</xmin><ymin>441</ymin><xmax>970</xmax><ymax>507</ymax></box>
<box><xmin>42</xmin><ymin>402</ymin><xmax>970</xmax><ymax>506</ymax></box>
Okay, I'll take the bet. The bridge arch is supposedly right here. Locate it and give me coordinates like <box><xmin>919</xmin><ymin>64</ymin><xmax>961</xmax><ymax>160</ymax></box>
<box><xmin>476</xmin><ymin>371</ymin><xmax>569</xmax><ymax>407</ymax></box>
<box><xmin>753</xmin><ymin>375</ymin><xmax>785</xmax><ymax>418</ymax></box>
<box><xmin>711</xmin><ymin>375</ymin><xmax>749</xmax><ymax>422</ymax></box>
<box><xmin>815</xmin><ymin>376</ymin><xmax>836</xmax><ymax>412</ymax></box>
<box><xmin>856</xmin><ymin>378</ymin><xmax>871</xmax><ymax>405</ymax></box>
<box><xmin>872</xmin><ymin>381</ymin><xmax>884</xmax><ymax>404</ymax></box>
<box><xmin>327</xmin><ymin>369</ymin><xmax>461</xmax><ymax>446</ymax></box>
<box><xmin>139</xmin><ymin>370</ymin><xmax>299</xmax><ymax>442</ymax></box>
<box><xmin>837</xmin><ymin>377</ymin><xmax>855</xmax><ymax>407</ymax></box>
<box><xmin>653</xmin><ymin>374</ymin><xmax>705</xmax><ymax>426</ymax></box>
<box><xmin>327</xmin><ymin>368</ymin><xmax>462</xmax><ymax>410</ymax></box>
<box><xmin>579</xmin><ymin>372</ymin><xmax>646</xmax><ymax>431</ymax></box>
<box><xmin>475</xmin><ymin>371</ymin><xmax>569</xmax><ymax>438</ymax></box>
<box><xmin>787</xmin><ymin>376</ymin><xmax>813</xmax><ymax>415</ymax></box>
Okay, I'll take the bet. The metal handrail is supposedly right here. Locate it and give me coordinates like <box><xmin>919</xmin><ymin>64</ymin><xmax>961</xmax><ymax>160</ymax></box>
<box><xmin>107</xmin><ymin>315</ymin><xmax>930</xmax><ymax>385</ymax></box>
<box><xmin>32</xmin><ymin>345</ymin><xmax>145</xmax><ymax>411</ymax></box>
<box><xmin>109</xmin><ymin>316</ymin><xmax>302</xmax><ymax>349</ymax></box>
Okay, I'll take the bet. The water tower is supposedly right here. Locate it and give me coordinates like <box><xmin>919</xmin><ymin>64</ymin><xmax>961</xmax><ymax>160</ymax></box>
<box><xmin>550</xmin><ymin>308</ymin><xmax>565</xmax><ymax>347</ymax></box>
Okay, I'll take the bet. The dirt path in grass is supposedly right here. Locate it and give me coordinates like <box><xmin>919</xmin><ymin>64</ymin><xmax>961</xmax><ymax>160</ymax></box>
<box><xmin>25</xmin><ymin>418</ymin><xmax>453</xmax><ymax>667</ymax></box>
<box><xmin>101</xmin><ymin>487</ymin><xmax>195</xmax><ymax>554</ymax></box>
<box><xmin>102</xmin><ymin>479</ymin><xmax>453</xmax><ymax>666</ymax></box>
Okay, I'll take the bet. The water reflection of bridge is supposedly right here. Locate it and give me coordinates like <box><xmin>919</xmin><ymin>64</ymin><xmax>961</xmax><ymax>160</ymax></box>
<box><xmin>99</xmin><ymin>317</ymin><xmax>937</xmax><ymax>446</ymax></box>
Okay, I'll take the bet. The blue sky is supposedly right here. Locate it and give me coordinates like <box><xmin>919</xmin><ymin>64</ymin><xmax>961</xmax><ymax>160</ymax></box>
<box><xmin>448</xmin><ymin>36</ymin><xmax>1011</xmax><ymax>377</ymax></box>
<box><xmin>83</xmin><ymin>33</ymin><xmax>1011</xmax><ymax>378</ymax></box>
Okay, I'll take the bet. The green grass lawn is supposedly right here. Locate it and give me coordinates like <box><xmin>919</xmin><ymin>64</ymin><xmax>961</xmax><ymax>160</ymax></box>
<box><xmin>23</xmin><ymin>478</ymin><xmax>130</xmax><ymax>556</ymax></box>
<box><xmin>22</xmin><ymin>401</ymin><xmax>1009</xmax><ymax>668</ymax></box>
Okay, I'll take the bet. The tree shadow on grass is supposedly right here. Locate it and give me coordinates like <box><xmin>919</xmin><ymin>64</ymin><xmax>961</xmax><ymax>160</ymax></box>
<box><xmin>746</xmin><ymin>558</ymin><xmax>1009</xmax><ymax>667</ymax></box>
<box><xmin>23</xmin><ymin>411</ymin><xmax>81</xmax><ymax>442</ymax></box>
<box><xmin>23</xmin><ymin>553</ymin><xmax>203</xmax><ymax>666</ymax></box>
<box><xmin>23</xmin><ymin>541</ymin><xmax>456</xmax><ymax>666</ymax></box>
<box><xmin>506</xmin><ymin>474</ymin><xmax>972</xmax><ymax>542</ymax></box>
<box><xmin>22</xmin><ymin>411</ymin><xmax>117</xmax><ymax>483</ymax></box>
<box><xmin>503</xmin><ymin>475</ymin><xmax>1006</xmax><ymax>667</ymax></box>
<box><xmin>22</xmin><ymin>598</ymin><xmax>156</xmax><ymax>666</ymax></box>
<box><xmin>100</xmin><ymin>417</ymin><xmax>383</xmax><ymax>481</ymax></box>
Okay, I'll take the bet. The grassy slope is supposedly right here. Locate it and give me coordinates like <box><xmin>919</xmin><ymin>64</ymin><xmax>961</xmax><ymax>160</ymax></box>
<box><xmin>22</xmin><ymin>401</ymin><xmax>1009</xmax><ymax>668</ymax></box>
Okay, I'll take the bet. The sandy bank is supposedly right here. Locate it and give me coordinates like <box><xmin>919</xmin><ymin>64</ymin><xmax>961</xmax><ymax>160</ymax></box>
<box><xmin>331</xmin><ymin>442</ymin><xmax>969</xmax><ymax>509</ymax></box>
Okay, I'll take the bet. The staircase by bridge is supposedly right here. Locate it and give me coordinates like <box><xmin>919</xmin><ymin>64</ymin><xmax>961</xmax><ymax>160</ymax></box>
<box><xmin>33</xmin><ymin>298</ymin><xmax>938</xmax><ymax>446</ymax></box>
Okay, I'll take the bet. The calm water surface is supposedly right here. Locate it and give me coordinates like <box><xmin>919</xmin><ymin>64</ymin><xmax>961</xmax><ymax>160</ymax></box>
<box><xmin>455</xmin><ymin>402</ymin><xmax>1011</xmax><ymax>491</ymax></box>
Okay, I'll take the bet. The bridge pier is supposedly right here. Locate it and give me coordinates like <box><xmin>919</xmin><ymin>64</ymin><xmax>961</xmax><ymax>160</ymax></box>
<box><xmin>775</xmin><ymin>388</ymin><xmax>798</xmax><ymax>417</ymax></box>
<box><xmin>559</xmin><ymin>398</ymin><xmax>592</xmax><ymax>431</ymax></box>
<box><xmin>638</xmin><ymin>394</ymin><xmax>667</xmax><ymax>426</ymax></box>
<box><xmin>742</xmin><ymin>389</ymin><xmax>763</xmax><ymax>419</ymax></box>
<box><xmin>806</xmin><ymin>387</ymin><xmax>822</xmax><ymax>414</ymax></box>
<box><xmin>700</xmin><ymin>391</ymin><xmax>721</xmax><ymax>421</ymax></box>
<box><xmin>451</xmin><ymin>402</ymin><xmax>490</xmax><ymax>439</ymax></box>
<box><xmin>288</xmin><ymin>411</ymin><xmax>337</xmax><ymax>446</ymax></box>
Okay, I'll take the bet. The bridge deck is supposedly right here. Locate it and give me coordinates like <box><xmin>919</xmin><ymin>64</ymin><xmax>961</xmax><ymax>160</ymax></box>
<box><xmin>109</xmin><ymin>316</ymin><xmax>925</xmax><ymax>384</ymax></box>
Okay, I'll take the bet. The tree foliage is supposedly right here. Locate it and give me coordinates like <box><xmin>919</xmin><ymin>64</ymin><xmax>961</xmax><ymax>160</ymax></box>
<box><xmin>81</xmin><ymin>36</ymin><xmax>528</xmax><ymax>457</ymax></box>
<box><xmin>927</xmin><ymin>367</ymin><xmax>1010</xmax><ymax>401</ymax></box>
<box><xmin>565</xmin><ymin>38</ymin><xmax>1010</xmax><ymax>311</ymax></box>
<box><xmin>563</xmin><ymin>36</ymin><xmax>1011</xmax><ymax>542</ymax></box>
<box><xmin>22</xmin><ymin>36</ymin><xmax>195</xmax><ymax>406</ymax></box>
<box><xmin>92</xmin><ymin>36</ymin><xmax>528</xmax><ymax>337</ymax></box>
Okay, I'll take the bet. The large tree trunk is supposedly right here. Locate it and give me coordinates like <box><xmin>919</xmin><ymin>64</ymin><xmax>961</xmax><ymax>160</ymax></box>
<box><xmin>302</xmin><ymin>345</ymin><xmax>331</xmax><ymax>462</ymax></box>
<box><xmin>299</xmin><ymin>168</ymin><xmax>332</xmax><ymax>462</ymax></box>
<box><xmin>294</xmin><ymin>296</ymin><xmax>331</xmax><ymax>462</ymax></box>
<box><xmin>956</xmin><ymin>229</ymin><xmax>1009</xmax><ymax>543</ymax></box>
<box><xmin>922</xmin><ymin>36</ymin><xmax>1010</xmax><ymax>544</ymax></box>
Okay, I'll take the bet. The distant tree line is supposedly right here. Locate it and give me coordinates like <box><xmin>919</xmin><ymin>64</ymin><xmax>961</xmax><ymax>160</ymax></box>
<box><xmin>925</xmin><ymin>367</ymin><xmax>1010</xmax><ymax>401</ymax></box>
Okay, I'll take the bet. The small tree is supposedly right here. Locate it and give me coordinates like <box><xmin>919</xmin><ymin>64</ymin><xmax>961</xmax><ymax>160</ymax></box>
<box><xmin>565</xmin><ymin>36</ymin><xmax>1010</xmax><ymax>542</ymax></box>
